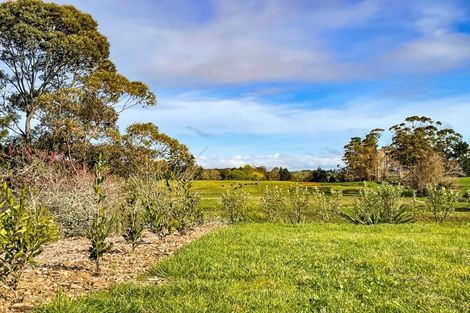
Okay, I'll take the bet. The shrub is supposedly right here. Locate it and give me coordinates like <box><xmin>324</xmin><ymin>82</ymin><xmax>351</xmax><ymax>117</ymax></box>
<box><xmin>122</xmin><ymin>195</ymin><xmax>144</xmax><ymax>252</ymax></box>
<box><xmin>287</xmin><ymin>184</ymin><xmax>310</xmax><ymax>223</ymax></box>
<box><xmin>0</xmin><ymin>183</ymin><xmax>58</xmax><ymax>291</ymax></box>
<box><xmin>168</xmin><ymin>179</ymin><xmax>202</xmax><ymax>234</ymax></box>
<box><xmin>130</xmin><ymin>177</ymin><xmax>202</xmax><ymax>237</ymax></box>
<box><xmin>260</xmin><ymin>186</ymin><xmax>286</xmax><ymax>222</ymax></box>
<box><xmin>465</xmin><ymin>189</ymin><xmax>470</xmax><ymax>209</ymax></box>
<box><xmin>128</xmin><ymin>177</ymin><xmax>170</xmax><ymax>237</ymax></box>
<box><xmin>341</xmin><ymin>183</ymin><xmax>414</xmax><ymax>224</ymax></box>
<box><xmin>425</xmin><ymin>184</ymin><xmax>459</xmax><ymax>224</ymax></box>
<box><xmin>222</xmin><ymin>189</ymin><xmax>248</xmax><ymax>223</ymax></box>
<box><xmin>86</xmin><ymin>155</ymin><xmax>115</xmax><ymax>274</ymax></box>
<box><xmin>34</xmin><ymin>165</ymin><xmax>126</xmax><ymax>238</ymax></box>
<box><xmin>37</xmin><ymin>175</ymin><xmax>95</xmax><ymax>237</ymax></box>
<box><xmin>143</xmin><ymin>197</ymin><xmax>171</xmax><ymax>238</ymax></box>
<box><xmin>311</xmin><ymin>187</ymin><xmax>342</xmax><ymax>222</ymax></box>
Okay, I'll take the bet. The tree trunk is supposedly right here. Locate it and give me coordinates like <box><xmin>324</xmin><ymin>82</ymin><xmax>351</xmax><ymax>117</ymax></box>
<box><xmin>24</xmin><ymin>110</ymin><xmax>34</xmax><ymax>144</ymax></box>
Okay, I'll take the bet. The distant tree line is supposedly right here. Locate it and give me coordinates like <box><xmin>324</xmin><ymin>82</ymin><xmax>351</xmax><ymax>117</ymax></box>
<box><xmin>197</xmin><ymin>165</ymin><xmax>345</xmax><ymax>182</ymax></box>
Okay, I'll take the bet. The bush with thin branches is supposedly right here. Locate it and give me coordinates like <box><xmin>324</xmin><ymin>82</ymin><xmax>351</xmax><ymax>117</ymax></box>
<box><xmin>425</xmin><ymin>184</ymin><xmax>459</xmax><ymax>224</ymax></box>
<box><xmin>311</xmin><ymin>187</ymin><xmax>342</xmax><ymax>222</ymax></box>
<box><xmin>260</xmin><ymin>186</ymin><xmax>286</xmax><ymax>222</ymax></box>
<box><xmin>222</xmin><ymin>189</ymin><xmax>249</xmax><ymax>223</ymax></box>
<box><xmin>341</xmin><ymin>183</ymin><xmax>414</xmax><ymax>224</ymax></box>
<box><xmin>287</xmin><ymin>183</ymin><xmax>310</xmax><ymax>223</ymax></box>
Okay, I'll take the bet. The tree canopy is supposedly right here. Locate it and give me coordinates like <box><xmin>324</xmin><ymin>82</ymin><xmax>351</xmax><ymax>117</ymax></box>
<box><xmin>0</xmin><ymin>0</ymin><xmax>156</xmax><ymax>147</ymax></box>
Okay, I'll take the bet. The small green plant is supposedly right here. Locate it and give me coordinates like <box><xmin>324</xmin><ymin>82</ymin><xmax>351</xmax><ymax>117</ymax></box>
<box><xmin>144</xmin><ymin>198</ymin><xmax>170</xmax><ymax>238</ymax></box>
<box><xmin>312</xmin><ymin>187</ymin><xmax>342</xmax><ymax>222</ymax></box>
<box><xmin>260</xmin><ymin>186</ymin><xmax>286</xmax><ymax>222</ymax></box>
<box><xmin>287</xmin><ymin>184</ymin><xmax>310</xmax><ymax>223</ymax></box>
<box><xmin>122</xmin><ymin>194</ymin><xmax>144</xmax><ymax>252</ymax></box>
<box><xmin>169</xmin><ymin>179</ymin><xmax>202</xmax><ymax>234</ymax></box>
<box><xmin>425</xmin><ymin>184</ymin><xmax>459</xmax><ymax>224</ymax></box>
<box><xmin>0</xmin><ymin>183</ymin><xmax>57</xmax><ymax>291</ymax></box>
<box><xmin>87</xmin><ymin>154</ymin><xmax>115</xmax><ymax>274</ymax></box>
<box><xmin>341</xmin><ymin>183</ymin><xmax>414</xmax><ymax>224</ymax></box>
<box><xmin>465</xmin><ymin>189</ymin><xmax>470</xmax><ymax>209</ymax></box>
<box><xmin>222</xmin><ymin>189</ymin><xmax>248</xmax><ymax>223</ymax></box>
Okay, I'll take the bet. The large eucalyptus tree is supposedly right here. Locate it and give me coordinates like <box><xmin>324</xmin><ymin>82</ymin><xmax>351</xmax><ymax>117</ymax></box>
<box><xmin>0</xmin><ymin>0</ymin><xmax>156</xmax><ymax>148</ymax></box>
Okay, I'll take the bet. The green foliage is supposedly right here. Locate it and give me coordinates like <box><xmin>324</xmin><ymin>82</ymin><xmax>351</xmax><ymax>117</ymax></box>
<box><xmin>278</xmin><ymin>167</ymin><xmax>291</xmax><ymax>181</ymax></box>
<box><xmin>222</xmin><ymin>189</ymin><xmax>248</xmax><ymax>223</ymax></box>
<box><xmin>107</xmin><ymin>123</ymin><xmax>194</xmax><ymax>178</ymax></box>
<box><xmin>130</xmin><ymin>176</ymin><xmax>202</xmax><ymax>237</ymax></box>
<box><xmin>168</xmin><ymin>179</ymin><xmax>202</xmax><ymax>234</ymax></box>
<box><xmin>86</xmin><ymin>155</ymin><xmax>115</xmax><ymax>274</ymax></box>
<box><xmin>260</xmin><ymin>186</ymin><xmax>286</xmax><ymax>222</ymax></box>
<box><xmin>122</xmin><ymin>195</ymin><xmax>144</xmax><ymax>252</ymax></box>
<box><xmin>466</xmin><ymin>189</ymin><xmax>470</xmax><ymax>209</ymax></box>
<box><xmin>343</xmin><ymin>129</ymin><xmax>383</xmax><ymax>181</ymax></box>
<box><xmin>0</xmin><ymin>0</ymin><xmax>157</xmax><ymax>172</ymax></box>
<box><xmin>217</xmin><ymin>165</ymin><xmax>267</xmax><ymax>181</ymax></box>
<box><xmin>312</xmin><ymin>187</ymin><xmax>342</xmax><ymax>222</ymax></box>
<box><xmin>389</xmin><ymin>116</ymin><xmax>466</xmax><ymax>192</ymax></box>
<box><xmin>341</xmin><ymin>183</ymin><xmax>414</xmax><ymax>224</ymax></box>
<box><xmin>287</xmin><ymin>183</ymin><xmax>310</xmax><ymax>223</ymax></box>
<box><xmin>0</xmin><ymin>0</ymin><xmax>110</xmax><ymax>142</ymax></box>
<box><xmin>143</xmin><ymin>197</ymin><xmax>171</xmax><ymax>238</ymax></box>
<box><xmin>0</xmin><ymin>182</ymin><xmax>57</xmax><ymax>291</ymax></box>
<box><xmin>425</xmin><ymin>184</ymin><xmax>459</xmax><ymax>224</ymax></box>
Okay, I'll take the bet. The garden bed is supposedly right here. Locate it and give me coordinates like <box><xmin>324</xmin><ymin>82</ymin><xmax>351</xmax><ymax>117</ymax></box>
<box><xmin>0</xmin><ymin>223</ymin><xmax>224</xmax><ymax>312</ymax></box>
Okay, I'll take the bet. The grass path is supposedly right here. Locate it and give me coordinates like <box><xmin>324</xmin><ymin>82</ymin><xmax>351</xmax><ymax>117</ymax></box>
<box><xmin>38</xmin><ymin>223</ymin><xmax>470</xmax><ymax>312</ymax></box>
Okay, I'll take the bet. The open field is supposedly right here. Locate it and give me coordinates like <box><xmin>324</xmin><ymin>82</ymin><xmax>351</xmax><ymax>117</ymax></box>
<box><xmin>194</xmin><ymin>179</ymin><xmax>470</xmax><ymax>222</ymax></box>
<box><xmin>194</xmin><ymin>180</ymin><xmax>377</xmax><ymax>217</ymax></box>
<box><xmin>38</xmin><ymin>223</ymin><xmax>470</xmax><ymax>313</ymax></box>
<box><xmin>459</xmin><ymin>177</ymin><xmax>470</xmax><ymax>190</ymax></box>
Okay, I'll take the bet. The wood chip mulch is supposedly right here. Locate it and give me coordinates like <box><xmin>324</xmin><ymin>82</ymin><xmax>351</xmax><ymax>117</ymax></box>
<box><xmin>0</xmin><ymin>223</ymin><xmax>225</xmax><ymax>312</ymax></box>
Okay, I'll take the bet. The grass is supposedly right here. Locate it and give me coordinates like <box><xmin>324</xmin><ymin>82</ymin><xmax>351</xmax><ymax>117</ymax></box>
<box><xmin>195</xmin><ymin>179</ymin><xmax>470</xmax><ymax>222</ymax></box>
<box><xmin>194</xmin><ymin>180</ymin><xmax>374</xmax><ymax>217</ymax></box>
<box><xmin>38</xmin><ymin>223</ymin><xmax>470</xmax><ymax>312</ymax></box>
<box><xmin>459</xmin><ymin>177</ymin><xmax>470</xmax><ymax>190</ymax></box>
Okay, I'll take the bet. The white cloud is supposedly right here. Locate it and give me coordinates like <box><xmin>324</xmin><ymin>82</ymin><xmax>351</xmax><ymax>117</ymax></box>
<box><xmin>197</xmin><ymin>153</ymin><xmax>343</xmax><ymax>170</ymax></box>
<box><xmin>119</xmin><ymin>93</ymin><xmax>470</xmax><ymax>169</ymax></box>
<box><xmin>131</xmin><ymin>94</ymin><xmax>470</xmax><ymax>138</ymax></box>
<box><xmin>49</xmin><ymin>0</ymin><xmax>470</xmax><ymax>84</ymax></box>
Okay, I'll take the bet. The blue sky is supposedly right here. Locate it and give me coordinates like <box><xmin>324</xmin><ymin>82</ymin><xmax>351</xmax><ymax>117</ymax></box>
<box><xmin>53</xmin><ymin>0</ymin><xmax>470</xmax><ymax>169</ymax></box>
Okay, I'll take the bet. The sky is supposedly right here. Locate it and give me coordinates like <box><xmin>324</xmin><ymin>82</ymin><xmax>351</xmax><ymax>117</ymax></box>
<box><xmin>52</xmin><ymin>0</ymin><xmax>470</xmax><ymax>170</ymax></box>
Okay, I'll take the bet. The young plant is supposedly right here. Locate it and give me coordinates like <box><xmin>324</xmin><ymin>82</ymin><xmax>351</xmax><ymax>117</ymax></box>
<box><xmin>311</xmin><ymin>187</ymin><xmax>342</xmax><ymax>222</ymax></box>
<box><xmin>465</xmin><ymin>189</ymin><xmax>470</xmax><ymax>209</ymax></box>
<box><xmin>144</xmin><ymin>198</ymin><xmax>170</xmax><ymax>238</ymax></box>
<box><xmin>87</xmin><ymin>154</ymin><xmax>115</xmax><ymax>274</ymax></box>
<box><xmin>287</xmin><ymin>184</ymin><xmax>310</xmax><ymax>223</ymax></box>
<box><xmin>341</xmin><ymin>183</ymin><xmax>414</xmax><ymax>225</ymax></box>
<box><xmin>222</xmin><ymin>189</ymin><xmax>248</xmax><ymax>223</ymax></box>
<box><xmin>425</xmin><ymin>184</ymin><xmax>459</xmax><ymax>224</ymax></box>
<box><xmin>122</xmin><ymin>194</ymin><xmax>144</xmax><ymax>252</ymax></box>
<box><xmin>169</xmin><ymin>179</ymin><xmax>202</xmax><ymax>234</ymax></box>
<box><xmin>0</xmin><ymin>183</ymin><xmax>57</xmax><ymax>291</ymax></box>
<box><xmin>260</xmin><ymin>186</ymin><xmax>286</xmax><ymax>222</ymax></box>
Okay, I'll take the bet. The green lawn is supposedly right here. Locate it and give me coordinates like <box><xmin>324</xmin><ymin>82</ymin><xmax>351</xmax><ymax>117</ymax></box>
<box><xmin>459</xmin><ymin>177</ymin><xmax>470</xmax><ymax>190</ymax></box>
<box><xmin>194</xmin><ymin>179</ymin><xmax>470</xmax><ymax>222</ymax></box>
<box><xmin>39</xmin><ymin>223</ymin><xmax>470</xmax><ymax>313</ymax></box>
<box><xmin>193</xmin><ymin>180</ymin><xmax>375</xmax><ymax>218</ymax></box>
